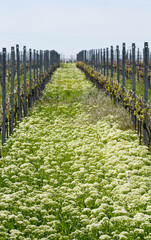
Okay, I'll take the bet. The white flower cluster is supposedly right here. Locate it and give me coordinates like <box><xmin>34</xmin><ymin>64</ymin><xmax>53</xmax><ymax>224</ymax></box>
<box><xmin>0</xmin><ymin>63</ymin><xmax>151</xmax><ymax>239</ymax></box>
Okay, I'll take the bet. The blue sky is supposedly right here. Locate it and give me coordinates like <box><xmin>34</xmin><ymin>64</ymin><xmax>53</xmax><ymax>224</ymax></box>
<box><xmin>0</xmin><ymin>0</ymin><xmax>150</xmax><ymax>57</ymax></box>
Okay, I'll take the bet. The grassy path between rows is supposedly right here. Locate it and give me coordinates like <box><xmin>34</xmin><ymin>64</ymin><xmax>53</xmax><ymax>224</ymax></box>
<box><xmin>1</xmin><ymin>63</ymin><xmax>151</xmax><ymax>239</ymax></box>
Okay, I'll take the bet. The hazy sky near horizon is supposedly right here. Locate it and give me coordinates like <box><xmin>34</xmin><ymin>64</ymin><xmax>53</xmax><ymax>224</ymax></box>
<box><xmin>0</xmin><ymin>0</ymin><xmax>150</xmax><ymax>57</ymax></box>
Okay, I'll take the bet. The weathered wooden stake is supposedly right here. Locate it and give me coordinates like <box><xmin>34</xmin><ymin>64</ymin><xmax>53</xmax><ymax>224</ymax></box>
<box><xmin>122</xmin><ymin>43</ymin><xmax>126</xmax><ymax>89</ymax></box>
<box><xmin>2</xmin><ymin>48</ymin><xmax>6</xmax><ymax>145</ymax></box>
<box><xmin>33</xmin><ymin>49</ymin><xmax>36</xmax><ymax>103</ymax></box>
<box><xmin>106</xmin><ymin>48</ymin><xmax>109</xmax><ymax>77</ymax></box>
<box><xmin>29</xmin><ymin>49</ymin><xmax>32</xmax><ymax>108</ymax></box>
<box><xmin>16</xmin><ymin>44</ymin><xmax>21</xmax><ymax>121</ymax></box>
<box><xmin>23</xmin><ymin>46</ymin><xmax>27</xmax><ymax>117</ymax></box>
<box><xmin>101</xmin><ymin>49</ymin><xmax>103</xmax><ymax>74</ymax></box>
<box><xmin>132</xmin><ymin>43</ymin><xmax>136</xmax><ymax>125</ymax></box>
<box><xmin>143</xmin><ymin>42</ymin><xmax>149</xmax><ymax>146</ymax></box>
<box><xmin>111</xmin><ymin>46</ymin><xmax>113</xmax><ymax>78</ymax></box>
<box><xmin>103</xmin><ymin>49</ymin><xmax>105</xmax><ymax>76</ymax></box>
<box><xmin>116</xmin><ymin>45</ymin><xmax>120</xmax><ymax>83</ymax></box>
<box><xmin>10</xmin><ymin>47</ymin><xmax>15</xmax><ymax>134</ymax></box>
<box><xmin>137</xmin><ymin>48</ymin><xmax>140</xmax><ymax>81</ymax></box>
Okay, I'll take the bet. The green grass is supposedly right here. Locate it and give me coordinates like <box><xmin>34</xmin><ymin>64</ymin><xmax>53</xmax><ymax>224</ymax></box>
<box><xmin>0</xmin><ymin>63</ymin><xmax>151</xmax><ymax>239</ymax></box>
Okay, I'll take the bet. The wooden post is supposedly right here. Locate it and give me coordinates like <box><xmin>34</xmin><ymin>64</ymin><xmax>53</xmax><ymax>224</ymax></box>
<box><xmin>23</xmin><ymin>46</ymin><xmax>27</xmax><ymax>117</ymax></box>
<box><xmin>36</xmin><ymin>50</ymin><xmax>39</xmax><ymax>99</ymax></box>
<box><xmin>0</xmin><ymin>53</ymin><xmax>2</xmax><ymax>86</ymax></box>
<box><xmin>2</xmin><ymin>48</ymin><xmax>6</xmax><ymax>145</ymax></box>
<box><xmin>16</xmin><ymin>44</ymin><xmax>21</xmax><ymax>121</ymax></box>
<box><xmin>143</xmin><ymin>42</ymin><xmax>149</xmax><ymax>146</ymax></box>
<box><xmin>10</xmin><ymin>47</ymin><xmax>15</xmax><ymax>134</ymax></box>
<box><xmin>122</xmin><ymin>43</ymin><xmax>126</xmax><ymax>89</ymax></box>
<box><xmin>40</xmin><ymin>50</ymin><xmax>42</xmax><ymax>93</ymax></box>
<box><xmin>29</xmin><ymin>49</ymin><xmax>32</xmax><ymax>108</ymax></box>
<box><xmin>116</xmin><ymin>45</ymin><xmax>120</xmax><ymax>84</ymax></box>
<box><xmin>106</xmin><ymin>48</ymin><xmax>109</xmax><ymax>77</ymax></box>
<box><xmin>103</xmin><ymin>49</ymin><xmax>105</xmax><ymax>76</ymax></box>
<box><xmin>130</xmin><ymin>49</ymin><xmax>132</xmax><ymax>65</ymax></box>
<box><xmin>132</xmin><ymin>43</ymin><xmax>136</xmax><ymax>125</ymax></box>
<box><xmin>111</xmin><ymin>46</ymin><xmax>113</xmax><ymax>78</ymax></box>
<box><xmin>101</xmin><ymin>49</ymin><xmax>103</xmax><ymax>74</ymax></box>
<box><xmin>33</xmin><ymin>49</ymin><xmax>36</xmax><ymax>103</ymax></box>
<box><xmin>137</xmin><ymin>48</ymin><xmax>140</xmax><ymax>81</ymax></box>
<box><xmin>96</xmin><ymin>49</ymin><xmax>98</xmax><ymax>71</ymax></box>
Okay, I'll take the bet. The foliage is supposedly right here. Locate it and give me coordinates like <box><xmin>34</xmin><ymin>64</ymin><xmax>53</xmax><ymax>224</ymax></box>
<box><xmin>0</xmin><ymin>63</ymin><xmax>151</xmax><ymax>239</ymax></box>
<box><xmin>76</xmin><ymin>62</ymin><xmax>151</xmax><ymax>130</ymax></box>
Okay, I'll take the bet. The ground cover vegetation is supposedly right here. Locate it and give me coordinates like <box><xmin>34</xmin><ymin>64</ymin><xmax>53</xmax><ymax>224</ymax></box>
<box><xmin>0</xmin><ymin>63</ymin><xmax>151</xmax><ymax>239</ymax></box>
<box><xmin>76</xmin><ymin>62</ymin><xmax>151</xmax><ymax>131</ymax></box>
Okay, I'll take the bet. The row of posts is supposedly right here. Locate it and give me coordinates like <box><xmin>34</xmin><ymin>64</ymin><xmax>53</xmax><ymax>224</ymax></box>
<box><xmin>77</xmin><ymin>42</ymin><xmax>149</xmax><ymax>146</ymax></box>
<box><xmin>1</xmin><ymin>45</ymin><xmax>60</xmax><ymax>146</ymax></box>
<box><xmin>77</xmin><ymin>46</ymin><xmax>144</xmax><ymax>83</ymax></box>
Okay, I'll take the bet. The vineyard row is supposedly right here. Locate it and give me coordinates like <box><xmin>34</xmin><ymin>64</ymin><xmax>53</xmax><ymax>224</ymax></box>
<box><xmin>0</xmin><ymin>45</ymin><xmax>60</xmax><ymax>149</ymax></box>
<box><xmin>76</xmin><ymin>42</ymin><xmax>151</xmax><ymax>146</ymax></box>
